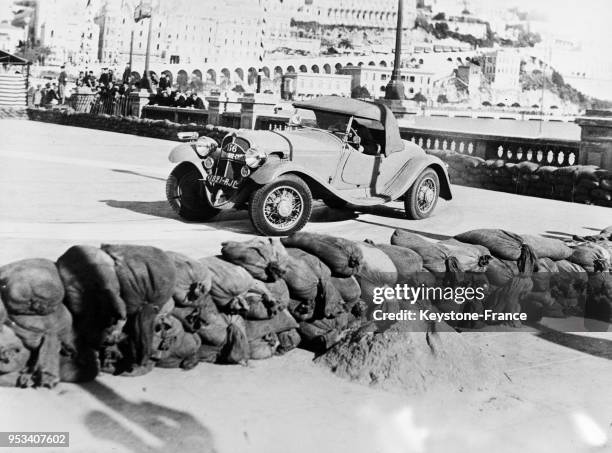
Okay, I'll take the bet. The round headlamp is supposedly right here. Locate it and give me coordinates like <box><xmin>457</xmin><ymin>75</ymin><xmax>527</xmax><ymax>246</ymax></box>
<box><xmin>203</xmin><ymin>157</ymin><xmax>214</xmax><ymax>169</ymax></box>
<box><xmin>245</xmin><ymin>147</ymin><xmax>266</xmax><ymax>168</ymax></box>
<box><xmin>240</xmin><ymin>166</ymin><xmax>251</xmax><ymax>178</ymax></box>
<box><xmin>195</xmin><ymin>136</ymin><xmax>217</xmax><ymax>157</ymax></box>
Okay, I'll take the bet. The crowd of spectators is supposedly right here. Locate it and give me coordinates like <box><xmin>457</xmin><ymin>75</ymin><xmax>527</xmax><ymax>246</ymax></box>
<box><xmin>28</xmin><ymin>65</ymin><xmax>206</xmax><ymax>111</ymax></box>
<box><xmin>149</xmin><ymin>86</ymin><xmax>205</xmax><ymax>109</ymax></box>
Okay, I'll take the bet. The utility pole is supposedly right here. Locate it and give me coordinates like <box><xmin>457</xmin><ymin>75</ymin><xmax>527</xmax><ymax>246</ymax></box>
<box><xmin>142</xmin><ymin>13</ymin><xmax>153</xmax><ymax>92</ymax></box>
<box><xmin>385</xmin><ymin>0</ymin><xmax>405</xmax><ymax>100</ymax></box>
<box><xmin>128</xmin><ymin>30</ymin><xmax>134</xmax><ymax>71</ymax></box>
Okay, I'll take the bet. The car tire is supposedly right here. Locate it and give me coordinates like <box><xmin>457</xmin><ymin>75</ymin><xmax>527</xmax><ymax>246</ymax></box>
<box><xmin>249</xmin><ymin>175</ymin><xmax>313</xmax><ymax>236</ymax></box>
<box><xmin>166</xmin><ymin>163</ymin><xmax>220</xmax><ymax>221</ymax></box>
<box><xmin>404</xmin><ymin>168</ymin><xmax>440</xmax><ymax>220</ymax></box>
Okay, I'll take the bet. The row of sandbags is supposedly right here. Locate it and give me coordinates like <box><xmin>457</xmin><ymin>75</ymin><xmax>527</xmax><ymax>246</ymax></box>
<box><xmin>2</xmin><ymin>227</ymin><xmax>611</xmax><ymax>389</ymax></box>
<box><xmin>0</xmin><ymin>242</ymin><xmax>305</xmax><ymax>388</ymax></box>
<box><xmin>432</xmin><ymin>150</ymin><xmax>612</xmax><ymax>207</ymax></box>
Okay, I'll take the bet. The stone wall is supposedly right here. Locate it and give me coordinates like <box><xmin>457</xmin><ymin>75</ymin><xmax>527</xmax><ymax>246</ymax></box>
<box><xmin>428</xmin><ymin>148</ymin><xmax>612</xmax><ymax>207</ymax></box>
<box><xmin>26</xmin><ymin>108</ymin><xmax>235</xmax><ymax>143</ymax></box>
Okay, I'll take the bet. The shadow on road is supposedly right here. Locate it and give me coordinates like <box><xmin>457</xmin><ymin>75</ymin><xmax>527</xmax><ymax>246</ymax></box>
<box><xmin>111</xmin><ymin>169</ymin><xmax>166</xmax><ymax>182</ymax></box>
<box><xmin>80</xmin><ymin>380</ymin><xmax>217</xmax><ymax>453</ymax></box>
<box><xmin>101</xmin><ymin>199</ymin><xmax>360</xmax><ymax>233</ymax></box>
<box><xmin>355</xmin><ymin>218</ymin><xmax>452</xmax><ymax>241</ymax></box>
<box><xmin>533</xmin><ymin>324</ymin><xmax>612</xmax><ymax>361</ymax></box>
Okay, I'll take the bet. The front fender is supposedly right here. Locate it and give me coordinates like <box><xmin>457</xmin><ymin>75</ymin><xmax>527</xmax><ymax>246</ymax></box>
<box><xmin>383</xmin><ymin>154</ymin><xmax>453</xmax><ymax>201</ymax></box>
<box><xmin>169</xmin><ymin>143</ymin><xmax>200</xmax><ymax>165</ymax></box>
<box><xmin>249</xmin><ymin>160</ymin><xmax>341</xmax><ymax>200</ymax></box>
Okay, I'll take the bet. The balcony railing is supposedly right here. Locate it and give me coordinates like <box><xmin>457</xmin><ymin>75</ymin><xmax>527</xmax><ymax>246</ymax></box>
<box><xmin>400</xmin><ymin>128</ymin><xmax>580</xmax><ymax>166</ymax></box>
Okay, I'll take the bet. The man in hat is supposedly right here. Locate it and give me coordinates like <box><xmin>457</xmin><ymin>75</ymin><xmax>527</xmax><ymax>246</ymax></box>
<box><xmin>58</xmin><ymin>65</ymin><xmax>68</xmax><ymax>104</ymax></box>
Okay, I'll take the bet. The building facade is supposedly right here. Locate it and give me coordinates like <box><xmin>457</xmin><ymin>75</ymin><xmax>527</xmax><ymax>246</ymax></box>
<box><xmin>342</xmin><ymin>65</ymin><xmax>439</xmax><ymax>99</ymax></box>
<box><xmin>481</xmin><ymin>48</ymin><xmax>520</xmax><ymax>91</ymax></box>
<box><xmin>35</xmin><ymin>0</ymin><xmax>100</xmax><ymax>65</ymax></box>
<box><xmin>281</xmin><ymin>72</ymin><xmax>352</xmax><ymax>99</ymax></box>
<box><xmin>296</xmin><ymin>0</ymin><xmax>417</xmax><ymax>29</ymax></box>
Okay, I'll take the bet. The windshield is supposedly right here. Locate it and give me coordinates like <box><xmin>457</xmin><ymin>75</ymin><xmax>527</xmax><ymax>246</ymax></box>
<box><xmin>295</xmin><ymin>108</ymin><xmax>350</xmax><ymax>132</ymax></box>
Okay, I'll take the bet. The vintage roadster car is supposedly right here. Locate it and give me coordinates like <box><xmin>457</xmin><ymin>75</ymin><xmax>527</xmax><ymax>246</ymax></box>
<box><xmin>166</xmin><ymin>96</ymin><xmax>452</xmax><ymax>236</ymax></box>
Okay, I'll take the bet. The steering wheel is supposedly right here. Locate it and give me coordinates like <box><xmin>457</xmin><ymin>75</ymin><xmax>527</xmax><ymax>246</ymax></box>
<box><xmin>347</xmin><ymin>127</ymin><xmax>362</xmax><ymax>150</ymax></box>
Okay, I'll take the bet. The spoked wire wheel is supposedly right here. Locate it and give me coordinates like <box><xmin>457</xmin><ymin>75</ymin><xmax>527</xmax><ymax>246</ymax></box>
<box><xmin>249</xmin><ymin>175</ymin><xmax>313</xmax><ymax>236</ymax></box>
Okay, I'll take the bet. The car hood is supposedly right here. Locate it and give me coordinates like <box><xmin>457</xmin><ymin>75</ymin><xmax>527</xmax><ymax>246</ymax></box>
<box><xmin>235</xmin><ymin>128</ymin><xmax>341</xmax><ymax>158</ymax></box>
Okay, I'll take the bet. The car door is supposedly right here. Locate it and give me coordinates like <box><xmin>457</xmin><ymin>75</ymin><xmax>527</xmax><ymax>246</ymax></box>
<box><xmin>339</xmin><ymin>145</ymin><xmax>382</xmax><ymax>188</ymax></box>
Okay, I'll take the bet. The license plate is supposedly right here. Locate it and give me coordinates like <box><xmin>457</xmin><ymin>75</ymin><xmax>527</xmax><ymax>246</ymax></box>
<box><xmin>206</xmin><ymin>174</ymin><xmax>240</xmax><ymax>189</ymax></box>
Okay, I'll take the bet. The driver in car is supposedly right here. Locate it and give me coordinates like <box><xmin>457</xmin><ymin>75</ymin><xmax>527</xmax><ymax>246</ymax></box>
<box><xmin>350</xmin><ymin>120</ymin><xmax>380</xmax><ymax>156</ymax></box>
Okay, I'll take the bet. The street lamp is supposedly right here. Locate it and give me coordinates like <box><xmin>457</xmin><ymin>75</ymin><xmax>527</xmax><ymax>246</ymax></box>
<box><xmin>385</xmin><ymin>0</ymin><xmax>405</xmax><ymax>100</ymax></box>
<box><xmin>134</xmin><ymin>0</ymin><xmax>154</xmax><ymax>92</ymax></box>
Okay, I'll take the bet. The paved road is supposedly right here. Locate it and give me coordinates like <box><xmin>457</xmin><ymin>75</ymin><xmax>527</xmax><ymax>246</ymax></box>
<box><xmin>0</xmin><ymin>120</ymin><xmax>610</xmax><ymax>453</ymax></box>
<box><xmin>0</xmin><ymin>119</ymin><xmax>609</xmax><ymax>264</ymax></box>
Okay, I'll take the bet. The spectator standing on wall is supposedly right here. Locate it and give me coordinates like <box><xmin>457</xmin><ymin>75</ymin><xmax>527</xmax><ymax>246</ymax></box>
<box><xmin>158</xmin><ymin>74</ymin><xmax>168</xmax><ymax>91</ymax></box>
<box><xmin>189</xmin><ymin>92</ymin><xmax>205</xmax><ymax>109</ymax></box>
<box><xmin>58</xmin><ymin>65</ymin><xmax>68</xmax><ymax>104</ymax></box>
<box><xmin>122</xmin><ymin>64</ymin><xmax>131</xmax><ymax>85</ymax></box>
<box><xmin>99</xmin><ymin>68</ymin><xmax>109</xmax><ymax>87</ymax></box>
<box><xmin>32</xmin><ymin>84</ymin><xmax>43</xmax><ymax>106</ymax></box>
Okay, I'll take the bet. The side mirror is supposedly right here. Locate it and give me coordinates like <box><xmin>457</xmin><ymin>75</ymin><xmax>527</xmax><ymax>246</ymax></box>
<box><xmin>177</xmin><ymin>131</ymin><xmax>199</xmax><ymax>141</ymax></box>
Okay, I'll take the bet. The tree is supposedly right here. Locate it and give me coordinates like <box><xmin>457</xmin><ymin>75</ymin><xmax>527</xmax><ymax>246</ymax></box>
<box><xmin>432</xmin><ymin>12</ymin><xmax>446</xmax><ymax>20</ymax></box>
<box><xmin>338</xmin><ymin>38</ymin><xmax>353</xmax><ymax>49</ymax></box>
<box><xmin>15</xmin><ymin>42</ymin><xmax>51</xmax><ymax>65</ymax></box>
<box><xmin>551</xmin><ymin>70</ymin><xmax>565</xmax><ymax>87</ymax></box>
<box><xmin>351</xmin><ymin>86</ymin><xmax>371</xmax><ymax>99</ymax></box>
<box><xmin>437</xmin><ymin>94</ymin><xmax>448</xmax><ymax>103</ymax></box>
<box><xmin>412</xmin><ymin>92</ymin><xmax>427</xmax><ymax>103</ymax></box>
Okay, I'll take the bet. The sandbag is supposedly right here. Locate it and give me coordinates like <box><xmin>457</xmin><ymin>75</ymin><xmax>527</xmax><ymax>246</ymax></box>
<box><xmin>568</xmin><ymin>243</ymin><xmax>610</xmax><ymax>272</ymax></box>
<box><xmin>249</xmin><ymin>333</ymin><xmax>279</xmax><ymax>360</ymax></box>
<box><xmin>365</xmin><ymin>242</ymin><xmax>423</xmax><ymax>284</ymax></box>
<box><xmin>281</xmin><ymin>232</ymin><xmax>363</xmax><ymax>277</ymax></box>
<box><xmin>101</xmin><ymin>244</ymin><xmax>176</xmax><ymax>315</ymax></box>
<box><xmin>165</xmin><ymin>251</ymin><xmax>212</xmax><ymax>307</ymax></box>
<box><xmin>484</xmin><ymin>275</ymin><xmax>533</xmax><ymax>327</ymax></box>
<box><xmin>584</xmin><ymin>260</ymin><xmax>612</xmax><ymax>325</ymax></box>
<box><xmin>277</xmin><ymin>328</ymin><xmax>301</xmax><ymax>354</ymax></box>
<box><xmin>0</xmin><ymin>258</ymin><xmax>64</xmax><ymax>316</ymax></box>
<box><xmin>454</xmin><ymin>229</ymin><xmax>524</xmax><ymax>260</ymax></box>
<box><xmin>265</xmin><ymin>280</ymin><xmax>290</xmax><ymax>311</ymax></box>
<box><xmin>8</xmin><ymin>304</ymin><xmax>75</xmax><ymax>388</ymax></box>
<box><xmin>520</xmin><ymin>235</ymin><xmax>572</xmax><ymax>261</ymax></box>
<box><xmin>286</xmin><ymin>248</ymin><xmax>332</xmax><ymax>281</ymax></box>
<box><xmin>390</xmin><ymin>230</ymin><xmax>451</xmax><ymax>273</ymax></box>
<box><xmin>199</xmin><ymin>256</ymin><xmax>255</xmax><ymax>311</ymax></box>
<box><xmin>152</xmin><ymin>314</ymin><xmax>201</xmax><ymax>369</ymax></box>
<box><xmin>521</xmin><ymin>292</ymin><xmax>565</xmax><ymax>318</ymax></box>
<box><xmin>330</xmin><ymin>276</ymin><xmax>361</xmax><ymax>306</ymax></box>
<box><xmin>298</xmin><ymin>312</ymin><xmax>351</xmax><ymax>353</ymax></box>
<box><xmin>218</xmin><ymin>315</ymin><xmax>249</xmax><ymax>365</ymax></box>
<box><xmin>244</xmin><ymin>309</ymin><xmax>298</xmax><ymax>340</ymax></box>
<box><xmin>285</xmin><ymin>249</ymin><xmax>345</xmax><ymax>319</ymax></box>
<box><xmin>390</xmin><ymin>229</ymin><xmax>431</xmax><ymax>248</ymax></box>
<box><xmin>282</xmin><ymin>254</ymin><xmax>319</xmax><ymax>302</ymax></box>
<box><xmin>56</xmin><ymin>245</ymin><xmax>127</xmax><ymax>350</ymax></box>
<box><xmin>0</xmin><ymin>325</ymin><xmax>30</xmax><ymax>377</ymax></box>
<box><xmin>288</xmin><ymin>297</ymin><xmax>315</xmax><ymax>322</ymax></box>
<box><xmin>438</xmin><ymin>238</ymin><xmax>492</xmax><ymax>272</ymax></box>
<box><xmin>354</xmin><ymin>242</ymin><xmax>398</xmax><ymax>286</ymax></box>
<box><xmin>532</xmin><ymin>258</ymin><xmax>558</xmax><ymax>292</ymax></box>
<box><xmin>221</xmin><ymin>237</ymin><xmax>289</xmax><ymax>282</ymax></box>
